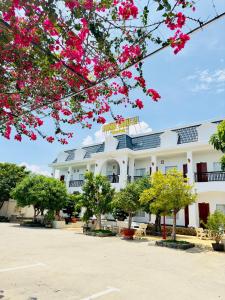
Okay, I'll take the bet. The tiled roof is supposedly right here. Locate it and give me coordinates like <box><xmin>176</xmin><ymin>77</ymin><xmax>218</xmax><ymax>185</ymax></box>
<box><xmin>115</xmin><ymin>135</ymin><xmax>133</xmax><ymax>150</ymax></box>
<box><xmin>65</xmin><ymin>150</ymin><xmax>75</xmax><ymax>161</ymax></box>
<box><xmin>83</xmin><ymin>143</ymin><xmax>105</xmax><ymax>158</ymax></box>
<box><xmin>54</xmin><ymin>120</ymin><xmax>222</xmax><ymax>162</ymax></box>
<box><xmin>132</xmin><ymin>133</ymin><xmax>162</xmax><ymax>150</ymax></box>
<box><xmin>52</xmin><ymin>158</ymin><xmax>57</xmax><ymax>163</ymax></box>
<box><xmin>173</xmin><ymin>126</ymin><xmax>199</xmax><ymax>144</ymax></box>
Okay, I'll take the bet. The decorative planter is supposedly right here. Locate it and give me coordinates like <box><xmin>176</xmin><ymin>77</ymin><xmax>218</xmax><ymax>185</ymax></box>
<box><xmin>71</xmin><ymin>217</ymin><xmax>79</xmax><ymax>223</ymax></box>
<box><xmin>156</xmin><ymin>240</ymin><xmax>195</xmax><ymax>250</ymax></box>
<box><xmin>212</xmin><ymin>243</ymin><xmax>224</xmax><ymax>252</ymax></box>
<box><xmin>52</xmin><ymin>220</ymin><xmax>65</xmax><ymax>229</ymax></box>
<box><xmin>121</xmin><ymin>228</ymin><xmax>135</xmax><ymax>240</ymax></box>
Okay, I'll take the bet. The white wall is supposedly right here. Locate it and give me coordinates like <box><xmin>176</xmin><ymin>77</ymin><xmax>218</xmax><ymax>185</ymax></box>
<box><xmin>157</xmin><ymin>154</ymin><xmax>186</xmax><ymax>174</ymax></box>
<box><xmin>134</xmin><ymin>158</ymin><xmax>151</xmax><ymax>175</ymax></box>
<box><xmin>71</xmin><ymin>166</ymin><xmax>86</xmax><ymax>180</ymax></box>
<box><xmin>193</xmin><ymin>150</ymin><xmax>222</xmax><ymax>172</ymax></box>
<box><xmin>0</xmin><ymin>199</ymin><xmax>34</xmax><ymax>218</ymax></box>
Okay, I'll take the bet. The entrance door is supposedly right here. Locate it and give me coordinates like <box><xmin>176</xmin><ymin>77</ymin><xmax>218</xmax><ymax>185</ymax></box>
<box><xmin>184</xmin><ymin>206</ymin><xmax>189</xmax><ymax>227</ymax></box>
<box><xmin>196</xmin><ymin>162</ymin><xmax>208</xmax><ymax>182</ymax></box>
<box><xmin>183</xmin><ymin>164</ymin><xmax>188</xmax><ymax>178</ymax></box>
<box><xmin>198</xmin><ymin>203</ymin><xmax>210</xmax><ymax>228</ymax></box>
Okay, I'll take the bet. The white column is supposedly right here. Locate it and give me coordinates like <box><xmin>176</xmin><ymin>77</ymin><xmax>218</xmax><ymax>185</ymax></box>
<box><xmin>119</xmin><ymin>156</ymin><xmax>128</xmax><ymax>187</ymax></box>
<box><xmin>128</xmin><ymin>157</ymin><xmax>135</xmax><ymax>182</ymax></box>
<box><xmin>86</xmin><ymin>163</ymin><xmax>91</xmax><ymax>172</ymax></box>
<box><xmin>187</xmin><ymin>151</ymin><xmax>194</xmax><ymax>184</ymax></box>
<box><xmin>94</xmin><ymin>160</ymin><xmax>102</xmax><ymax>175</ymax></box>
<box><xmin>151</xmin><ymin>155</ymin><xmax>157</xmax><ymax>174</ymax></box>
<box><xmin>189</xmin><ymin>203</ymin><xmax>199</xmax><ymax>227</ymax></box>
<box><xmin>66</xmin><ymin>166</ymin><xmax>72</xmax><ymax>189</ymax></box>
<box><xmin>51</xmin><ymin>168</ymin><xmax>56</xmax><ymax>178</ymax></box>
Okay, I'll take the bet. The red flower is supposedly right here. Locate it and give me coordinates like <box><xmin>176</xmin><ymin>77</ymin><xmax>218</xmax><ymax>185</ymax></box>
<box><xmin>46</xmin><ymin>136</ymin><xmax>54</xmax><ymax>143</ymax></box>
<box><xmin>97</xmin><ymin>116</ymin><xmax>106</xmax><ymax>124</ymax></box>
<box><xmin>14</xmin><ymin>134</ymin><xmax>22</xmax><ymax>141</ymax></box>
<box><xmin>135</xmin><ymin>99</ymin><xmax>144</xmax><ymax>109</ymax></box>
<box><xmin>30</xmin><ymin>132</ymin><xmax>37</xmax><ymax>140</ymax></box>
<box><xmin>147</xmin><ymin>89</ymin><xmax>161</xmax><ymax>101</ymax></box>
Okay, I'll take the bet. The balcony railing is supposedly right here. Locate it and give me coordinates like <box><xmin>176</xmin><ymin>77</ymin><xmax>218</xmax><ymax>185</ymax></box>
<box><xmin>134</xmin><ymin>176</ymin><xmax>144</xmax><ymax>181</ymax></box>
<box><xmin>69</xmin><ymin>180</ymin><xmax>84</xmax><ymax>187</ymax></box>
<box><xmin>195</xmin><ymin>171</ymin><xmax>225</xmax><ymax>182</ymax></box>
<box><xmin>107</xmin><ymin>175</ymin><xmax>119</xmax><ymax>183</ymax></box>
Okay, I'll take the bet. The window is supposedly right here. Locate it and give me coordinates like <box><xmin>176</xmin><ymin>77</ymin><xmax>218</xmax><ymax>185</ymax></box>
<box><xmin>135</xmin><ymin>211</ymin><xmax>145</xmax><ymax>217</ymax></box>
<box><xmin>79</xmin><ymin>174</ymin><xmax>84</xmax><ymax>180</ymax></box>
<box><xmin>213</xmin><ymin>162</ymin><xmax>222</xmax><ymax>172</ymax></box>
<box><xmin>165</xmin><ymin>166</ymin><xmax>178</xmax><ymax>173</ymax></box>
<box><xmin>216</xmin><ymin>204</ymin><xmax>225</xmax><ymax>214</ymax></box>
<box><xmin>135</xmin><ymin>168</ymin><xmax>146</xmax><ymax>176</ymax></box>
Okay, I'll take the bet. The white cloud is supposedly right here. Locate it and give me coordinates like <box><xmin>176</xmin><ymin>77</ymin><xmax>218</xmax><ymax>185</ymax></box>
<box><xmin>81</xmin><ymin>121</ymin><xmax>152</xmax><ymax>146</ymax></box>
<box><xmin>187</xmin><ymin>69</ymin><xmax>225</xmax><ymax>93</ymax></box>
<box><xmin>82</xmin><ymin>129</ymin><xmax>105</xmax><ymax>146</ymax></box>
<box><xmin>19</xmin><ymin>162</ymin><xmax>50</xmax><ymax>176</ymax></box>
<box><xmin>129</xmin><ymin>121</ymin><xmax>152</xmax><ymax>135</ymax></box>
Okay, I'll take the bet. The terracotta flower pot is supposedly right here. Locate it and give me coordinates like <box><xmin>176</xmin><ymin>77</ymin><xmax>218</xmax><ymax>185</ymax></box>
<box><xmin>71</xmin><ymin>217</ymin><xmax>78</xmax><ymax>223</ymax></box>
<box><xmin>122</xmin><ymin>228</ymin><xmax>135</xmax><ymax>240</ymax></box>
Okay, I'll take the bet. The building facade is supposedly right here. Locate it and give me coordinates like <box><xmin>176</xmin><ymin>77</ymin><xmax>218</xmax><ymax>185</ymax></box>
<box><xmin>50</xmin><ymin>119</ymin><xmax>225</xmax><ymax>228</ymax></box>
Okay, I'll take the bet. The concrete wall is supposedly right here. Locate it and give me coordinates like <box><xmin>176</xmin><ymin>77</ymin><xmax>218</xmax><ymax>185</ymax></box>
<box><xmin>193</xmin><ymin>150</ymin><xmax>222</xmax><ymax>172</ymax></box>
<box><xmin>0</xmin><ymin>199</ymin><xmax>34</xmax><ymax>218</ymax></box>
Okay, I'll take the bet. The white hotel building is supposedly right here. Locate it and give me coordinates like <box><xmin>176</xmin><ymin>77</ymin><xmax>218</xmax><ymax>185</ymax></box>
<box><xmin>50</xmin><ymin>119</ymin><xmax>225</xmax><ymax>228</ymax></box>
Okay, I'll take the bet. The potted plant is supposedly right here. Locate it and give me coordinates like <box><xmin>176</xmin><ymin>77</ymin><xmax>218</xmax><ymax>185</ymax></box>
<box><xmin>112</xmin><ymin>181</ymin><xmax>143</xmax><ymax>240</ymax></box>
<box><xmin>207</xmin><ymin>210</ymin><xmax>225</xmax><ymax>251</ymax></box>
<box><xmin>52</xmin><ymin>211</ymin><xmax>65</xmax><ymax>229</ymax></box>
<box><xmin>44</xmin><ymin>210</ymin><xmax>55</xmax><ymax>228</ymax></box>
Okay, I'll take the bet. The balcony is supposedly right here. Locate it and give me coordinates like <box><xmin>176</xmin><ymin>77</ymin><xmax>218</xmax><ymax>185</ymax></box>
<box><xmin>195</xmin><ymin>171</ymin><xmax>225</xmax><ymax>182</ymax></box>
<box><xmin>69</xmin><ymin>180</ymin><xmax>84</xmax><ymax>187</ymax></box>
<box><xmin>134</xmin><ymin>176</ymin><xmax>144</xmax><ymax>181</ymax></box>
<box><xmin>107</xmin><ymin>175</ymin><xmax>119</xmax><ymax>183</ymax></box>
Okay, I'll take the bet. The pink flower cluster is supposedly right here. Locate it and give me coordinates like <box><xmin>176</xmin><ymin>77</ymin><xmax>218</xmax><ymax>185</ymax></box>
<box><xmin>169</xmin><ymin>30</ymin><xmax>190</xmax><ymax>54</ymax></box>
<box><xmin>119</xmin><ymin>45</ymin><xmax>141</xmax><ymax>63</ymax></box>
<box><xmin>117</xmin><ymin>0</ymin><xmax>138</xmax><ymax>20</ymax></box>
<box><xmin>165</xmin><ymin>12</ymin><xmax>186</xmax><ymax>30</ymax></box>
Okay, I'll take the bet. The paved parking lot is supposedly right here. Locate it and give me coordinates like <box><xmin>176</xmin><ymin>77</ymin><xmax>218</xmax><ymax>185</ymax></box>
<box><xmin>0</xmin><ymin>223</ymin><xmax>225</xmax><ymax>300</ymax></box>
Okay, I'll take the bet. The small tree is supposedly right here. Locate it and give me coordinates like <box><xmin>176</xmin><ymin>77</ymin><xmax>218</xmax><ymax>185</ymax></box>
<box><xmin>112</xmin><ymin>178</ymin><xmax>147</xmax><ymax>229</ymax></box>
<box><xmin>141</xmin><ymin>170</ymin><xmax>196</xmax><ymax>240</ymax></box>
<box><xmin>0</xmin><ymin>163</ymin><xmax>29</xmax><ymax>210</ymax></box>
<box><xmin>11</xmin><ymin>175</ymin><xmax>68</xmax><ymax>220</ymax></box>
<box><xmin>207</xmin><ymin>210</ymin><xmax>225</xmax><ymax>244</ymax></box>
<box><xmin>78</xmin><ymin>172</ymin><xmax>115</xmax><ymax>230</ymax></box>
<box><xmin>210</xmin><ymin>120</ymin><xmax>225</xmax><ymax>170</ymax></box>
<box><xmin>64</xmin><ymin>193</ymin><xmax>81</xmax><ymax>219</ymax></box>
<box><xmin>140</xmin><ymin>172</ymin><xmax>170</xmax><ymax>234</ymax></box>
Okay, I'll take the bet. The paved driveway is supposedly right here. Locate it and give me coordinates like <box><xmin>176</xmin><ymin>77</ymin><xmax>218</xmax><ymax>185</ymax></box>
<box><xmin>0</xmin><ymin>223</ymin><xmax>224</xmax><ymax>300</ymax></box>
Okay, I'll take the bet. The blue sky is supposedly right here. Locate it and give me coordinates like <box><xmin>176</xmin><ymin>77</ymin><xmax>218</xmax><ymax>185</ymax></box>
<box><xmin>0</xmin><ymin>1</ymin><xmax>225</xmax><ymax>174</ymax></box>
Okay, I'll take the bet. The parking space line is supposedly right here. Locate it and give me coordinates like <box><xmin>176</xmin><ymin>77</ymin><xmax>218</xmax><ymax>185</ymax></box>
<box><xmin>80</xmin><ymin>287</ymin><xmax>120</xmax><ymax>300</ymax></box>
<box><xmin>0</xmin><ymin>263</ymin><xmax>46</xmax><ymax>273</ymax></box>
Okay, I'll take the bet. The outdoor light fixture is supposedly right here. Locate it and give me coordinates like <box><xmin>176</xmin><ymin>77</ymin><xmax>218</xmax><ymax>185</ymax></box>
<box><xmin>152</xmin><ymin>162</ymin><xmax>155</xmax><ymax>166</ymax></box>
<box><xmin>123</xmin><ymin>160</ymin><xmax>125</xmax><ymax>164</ymax></box>
<box><xmin>188</xmin><ymin>158</ymin><xmax>191</xmax><ymax>163</ymax></box>
<box><xmin>161</xmin><ymin>160</ymin><xmax>164</xmax><ymax>164</ymax></box>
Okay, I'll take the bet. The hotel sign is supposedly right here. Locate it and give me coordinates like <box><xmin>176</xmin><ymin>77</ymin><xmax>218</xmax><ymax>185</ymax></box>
<box><xmin>102</xmin><ymin>117</ymin><xmax>139</xmax><ymax>135</ymax></box>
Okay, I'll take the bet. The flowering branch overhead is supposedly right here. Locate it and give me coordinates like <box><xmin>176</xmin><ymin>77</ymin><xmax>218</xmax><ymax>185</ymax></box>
<box><xmin>0</xmin><ymin>0</ymin><xmax>197</xmax><ymax>143</ymax></box>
